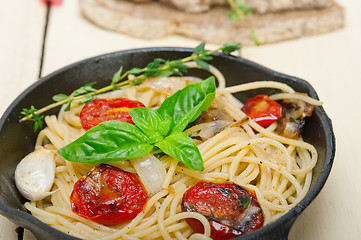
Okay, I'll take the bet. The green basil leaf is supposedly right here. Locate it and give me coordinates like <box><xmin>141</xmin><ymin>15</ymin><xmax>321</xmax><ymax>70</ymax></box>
<box><xmin>172</xmin><ymin>91</ymin><xmax>214</xmax><ymax>132</ymax></box>
<box><xmin>58</xmin><ymin>120</ymin><xmax>153</xmax><ymax>164</ymax></box>
<box><xmin>156</xmin><ymin>76</ymin><xmax>216</xmax><ymax>133</ymax></box>
<box><xmin>129</xmin><ymin>107</ymin><xmax>162</xmax><ymax>134</ymax></box>
<box><xmin>155</xmin><ymin>131</ymin><xmax>204</xmax><ymax>171</ymax></box>
<box><xmin>129</xmin><ymin>107</ymin><xmax>165</xmax><ymax>143</ymax></box>
<box><xmin>158</xmin><ymin>117</ymin><xmax>173</xmax><ymax>136</ymax></box>
<box><xmin>129</xmin><ymin>107</ymin><xmax>173</xmax><ymax>142</ymax></box>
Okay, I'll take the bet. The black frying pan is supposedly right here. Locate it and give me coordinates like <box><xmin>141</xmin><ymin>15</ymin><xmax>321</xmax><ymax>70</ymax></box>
<box><xmin>0</xmin><ymin>48</ymin><xmax>336</xmax><ymax>240</ymax></box>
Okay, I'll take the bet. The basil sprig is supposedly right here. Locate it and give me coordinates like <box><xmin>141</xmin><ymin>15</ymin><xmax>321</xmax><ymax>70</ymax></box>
<box><xmin>58</xmin><ymin>77</ymin><xmax>216</xmax><ymax>171</ymax></box>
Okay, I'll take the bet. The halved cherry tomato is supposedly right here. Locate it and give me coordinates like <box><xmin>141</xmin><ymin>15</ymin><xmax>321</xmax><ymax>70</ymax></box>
<box><xmin>80</xmin><ymin>98</ymin><xmax>145</xmax><ymax>130</ymax></box>
<box><xmin>182</xmin><ymin>181</ymin><xmax>264</xmax><ymax>240</ymax></box>
<box><xmin>241</xmin><ymin>94</ymin><xmax>282</xmax><ymax>128</ymax></box>
<box><xmin>70</xmin><ymin>164</ymin><xmax>148</xmax><ymax>226</ymax></box>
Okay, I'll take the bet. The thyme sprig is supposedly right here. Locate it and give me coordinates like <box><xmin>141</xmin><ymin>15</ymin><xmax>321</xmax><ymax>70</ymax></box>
<box><xmin>20</xmin><ymin>42</ymin><xmax>241</xmax><ymax>131</ymax></box>
<box><xmin>227</xmin><ymin>0</ymin><xmax>259</xmax><ymax>46</ymax></box>
<box><xmin>21</xmin><ymin>106</ymin><xmax>44</xmax><ymax>133</ymax></box>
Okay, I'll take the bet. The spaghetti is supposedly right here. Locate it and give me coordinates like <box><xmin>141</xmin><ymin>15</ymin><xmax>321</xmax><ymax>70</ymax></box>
<box><xmin>23</xmin><ymin>64</ymin><xmax>321</xmax><ymax>240</ymax></box>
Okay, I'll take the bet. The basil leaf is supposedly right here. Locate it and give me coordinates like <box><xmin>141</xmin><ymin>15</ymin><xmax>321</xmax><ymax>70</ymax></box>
<box><xmin>59</xmin><ymin>77</ymin><xmax>214</xmax><ymax>171</ymax></box>
<box><xmin>157</xmin><ymin>117</ymin><xmax>173</xmax><ymax>136</ymax></box>
<box><xmin>129</xmin><ymin>107</ymin><xmax>165</xmax><ymax>143</ymax></box>
<box><xmin>156</xmin><ymin>131</ymin><xmax>204</xmax><ymax>171</ymax></box>
<box><xmin>172</xmin><ymin>89</ymin><xmax>214</xmax><ymax>132</ymax></box>
<box><xmin>58</xmin><ymin>120</ymin><xmax>153</xmax><ymax>164</ymax></box>
<box><xmin>156</xmin><ymin>76</ymin><xmax>216</xmax><ymax>133</ymax></box>
<box><xmin>129</xmin><ymin>107</ymin><xmax>162</xmax><ymax>135</ymax></box>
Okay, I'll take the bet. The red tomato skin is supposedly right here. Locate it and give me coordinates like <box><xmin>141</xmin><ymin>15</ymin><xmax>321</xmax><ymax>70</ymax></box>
<box><xmin>241</xmin><ymin>94</ymin><xmax>282</xmax><ymax>127</ymax></box>
<box><xmin>80</xmin><ymin>98</ymin><xmax>145</xmax><ymax>130</ymax></box>
<box><xmin>70</xmin><ymin>164</ymin><xmax>148</xmax><ymax>226</ymax></box>
<box><xmin>182</xmin><ymin>181</ymin><xmax>264</xmax><ymax>240</ymax></box>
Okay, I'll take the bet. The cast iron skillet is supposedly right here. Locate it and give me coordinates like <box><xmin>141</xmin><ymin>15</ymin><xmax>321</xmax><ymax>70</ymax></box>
<box><xmin>0</xmin><ymin>48</ymin><xmax>335</xmax><ymax>240</ymax></box>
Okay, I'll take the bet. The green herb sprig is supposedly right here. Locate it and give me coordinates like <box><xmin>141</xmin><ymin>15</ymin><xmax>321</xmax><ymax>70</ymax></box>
<box><xmin>53</xmin><ymin>82</ymin><xmax>98</xmax><ymax>111</ymax></box>
<box><xmin>20</xmin><ymin>42</ymin><xmax>241</xmax><ymax>132</ymax></box>
<box><xmin>57</xmin><ymin>77</ymin><xmax>217</xmax><ymax>171</ymax></box>
<box><xmin>227</xmin><ymin>0</ymin><xmax>259</xmax><ymax>46</ymax></box>
<box><xmin>21</xmin><ymin>106</ymin><xmax>44</xmax><ymax>133</ymax></box>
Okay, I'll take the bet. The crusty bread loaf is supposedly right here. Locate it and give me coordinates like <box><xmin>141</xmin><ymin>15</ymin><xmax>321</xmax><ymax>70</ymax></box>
<box><xmin>136</xmin><ymin>0</ymin><xmax>333</xmax><ymax>14</ymax></box>
<box><xmin>79</xmin><ymin>0</ymin><xmax>345</xmax><ymax>45</ymax></box>
<box><xmin>243</xmin><ymin>0</ymin><xmax>333</xmax><ymax>14</ymax></box>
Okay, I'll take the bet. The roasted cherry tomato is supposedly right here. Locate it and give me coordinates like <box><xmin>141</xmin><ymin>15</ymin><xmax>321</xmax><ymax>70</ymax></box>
<box><xmin>241</xmin><ymin>94</ymin><xmax>282</xmax><ymax>128</ymax></box>
<box><xmin>70</xmin><ymin>164</ymin><xmax>148</xmax><ymax>226</ymax></box>
<box><xmin>80</xmin><ymin>98</ymin><xmax>145</xmax><ymax>130</ymax></box>
<box><xmin>182</xmin><ymin>181</ymin><xmax>264</xmax><ymax>240</ymax></box>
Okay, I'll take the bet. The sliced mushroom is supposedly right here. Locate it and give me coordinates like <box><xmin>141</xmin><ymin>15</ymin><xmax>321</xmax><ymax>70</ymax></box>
<box><xmin>275</xmin><ymin>95</ymin><xmax>314</xmax><ymax>139</ymax></box>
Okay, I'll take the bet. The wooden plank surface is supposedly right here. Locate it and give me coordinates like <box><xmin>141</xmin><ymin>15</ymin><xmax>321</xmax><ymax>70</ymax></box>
<box><xmin>0</xmin><ymin>0</ymin><xmax>46</xmax><ymax>115</ymax></box>
<box><xmin>1</xmin><ymin>0</ymin><xmax>361</xmax><ymax>239</ymax></box>
<box><xmin>0</xmin><ymin>1</ymin><xmax>46</xmax><ymax>240</ymax></box>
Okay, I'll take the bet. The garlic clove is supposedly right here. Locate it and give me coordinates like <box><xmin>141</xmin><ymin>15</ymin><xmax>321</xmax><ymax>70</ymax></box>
<box><xmin>15</xmin><ymin>147</ymin><xmax>56</xmax><ymax>201</ymax></box>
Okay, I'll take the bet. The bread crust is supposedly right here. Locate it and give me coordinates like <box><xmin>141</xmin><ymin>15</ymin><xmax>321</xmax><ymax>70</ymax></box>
<box><xmin>79</xmin><ymin>0</ymin><xmax>345</xmax><ymax>45</ymax></box>
<box><xmin>127</xmin><ymin>0</ymin><xmax>334</xmax><ymax>14</ymax></box>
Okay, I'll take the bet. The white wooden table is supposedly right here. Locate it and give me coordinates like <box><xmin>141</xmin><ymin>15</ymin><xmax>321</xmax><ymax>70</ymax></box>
<box><xmin>1</xmin><ymin>0</ymin><xmax>360</xmax><ymax>239</ymax></box>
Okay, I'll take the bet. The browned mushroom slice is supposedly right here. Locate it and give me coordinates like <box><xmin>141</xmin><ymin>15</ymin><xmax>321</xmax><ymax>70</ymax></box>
<box><xmin>275</xmin><ymin>96</ymin><xmax>314</xmax><ymax>139</ymax></box>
